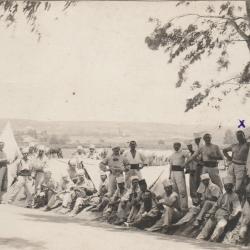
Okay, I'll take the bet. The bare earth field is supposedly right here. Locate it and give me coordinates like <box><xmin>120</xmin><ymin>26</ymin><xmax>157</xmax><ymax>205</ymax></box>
<box><xmin>0</xmin><ymin>204</ymin><xmax>243</xmax><ymax>250</ymax></box>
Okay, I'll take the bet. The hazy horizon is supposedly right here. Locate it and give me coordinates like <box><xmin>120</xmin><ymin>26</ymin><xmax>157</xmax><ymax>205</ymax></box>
<box><xmin>0</xmin><ymin>1</ymin><xmax>248</xmax><ymax>128</ymax></box>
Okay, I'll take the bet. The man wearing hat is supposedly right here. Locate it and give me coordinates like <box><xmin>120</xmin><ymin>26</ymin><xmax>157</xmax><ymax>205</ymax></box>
<box><xmin>125</xmin><ymin>179</ymin><xmax>161</xmax><ymax>229</ymax></box>
<box><xmin>193</xmin><ymin>173</ymin><xmax>222</xmax><ymax>226</ymax></box>
<box><xmin>87</xmin><ymin>145</ymin><xmax>99</xmax><ymax>160</ymax></box>
<box><xmin>61</xmin><ymin>169</ymin><xmax>94</xmax><ymax>215</ymax></box>
<box><xmin>99</xmin><ymin>144</ymin><xmax>129</xmax><ymax>197</ymax></box>
<box><xmin>103</xmin><ymin>176</ymin><xmax>128</xmax><ymax>222</ymax></box>
<box><xmin>0</xmin><ymin>141</ymin><xmax>8</xmax><ymax>203</ymax></box>
<box><xmin>169</xmin><ymin>142</ymin><xmax>189</xmax><ymax>212</ymax></box>
<box><xmin>32</xmin><ymin>145</ymin><xmax>49</xmax><ymax>195</ymax></box>
<box><xmin>72</xmin><ymin>145</ymin><xmax>86</xmax><ymax>168</ymax></box>
<box><xmin>197</xmin><ymin>176</ymin><xmax>241</xmax><ymax>242</ymax></box>
<box><xmin>123</xmin><ymin>140</ymin><xmax>146</xmax><ymax>189</ymax></box>
<box><xmin>186</xmin><ymin>133</ymin><xmax>224</xmax><ymax>191</ymax></box>
<box><xmin>33</xmin><ymin>170</ymin><xmax>57</xmax><ymax>208</ymax></box>
<box><xmin>8</xmin><ymin>147</ymin><xmax>33</xmax><ymax>207</ymax></box>
<box><xmin>185</xmin><ymin>140</ymin><xmax>200</xmax><ymax>205</ymax></box>
<box><xmin>45</xmin><ymin>174</ymin><xmax>74</xmax><ymax>211</ymax></box>
<box><xmin>223</xmin><ymin>130</ymin><xmax>250</xmax><ymax>200</ymax></box>
<box><xmin>124</xmin><ymin>176</ymin><xmax>141</xmax><ymax>223</ymax></box>
<box><xmin>147</xmin><ymin>179</ymin><xmax>181</xmax><ymax>233</ymax></box>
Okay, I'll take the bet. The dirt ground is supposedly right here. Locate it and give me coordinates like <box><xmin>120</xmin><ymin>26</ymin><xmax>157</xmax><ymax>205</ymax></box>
<box><xmin>0</xmin><ymin>204</ymin><xmax>244</xmax><ymax>250</ymax></box>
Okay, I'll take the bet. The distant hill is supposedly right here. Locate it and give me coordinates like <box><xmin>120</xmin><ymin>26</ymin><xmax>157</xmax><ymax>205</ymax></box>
<box><xmin>0</xmin><ymin>119</ymin><xmax>236</xmax><ymax>147</ymax></box>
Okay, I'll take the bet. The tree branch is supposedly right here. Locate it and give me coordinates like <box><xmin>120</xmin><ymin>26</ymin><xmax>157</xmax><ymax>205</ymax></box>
<box><xmin>229</xmin><ymin>19</ymin><xmax>249</xmax><ymax>41</ymax></box>
<box><xmin>166</xmin><ymin>13</ymin><xmax>244</xmax><ymax>25</ymax></box>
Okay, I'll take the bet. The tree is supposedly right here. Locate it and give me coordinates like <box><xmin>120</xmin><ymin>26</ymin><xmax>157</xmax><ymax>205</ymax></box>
<box><xmin>145</xmin><ymin>1</ymin><xmax>250</xmax><ymax>112</ymax></box>
<box><xmin>49</xmin><ymin>134</ymin><xmax>60</xmax><ymax>145</ymax></box>
<box><xmin>223</xmin><ymin>129</ymin><xmax>235</xmax><ymax>144</ymax></box>
<box><xmin>0</xmin><ymin>1</ymin><xmax>75</xmax><ymax>41</ymax></box>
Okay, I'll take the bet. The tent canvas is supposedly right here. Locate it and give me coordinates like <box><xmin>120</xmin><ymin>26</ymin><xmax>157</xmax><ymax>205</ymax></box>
<box><xmin>0</xmin><ymin>122</ymin><xmax>22</xmax><ymax>188</ymax></box>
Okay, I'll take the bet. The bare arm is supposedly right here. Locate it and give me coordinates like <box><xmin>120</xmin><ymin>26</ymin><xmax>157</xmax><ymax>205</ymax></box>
<box><xmin>222</xmin><ymin>145</ymin><xmax>233</xmax><ymax>161</ymax></box>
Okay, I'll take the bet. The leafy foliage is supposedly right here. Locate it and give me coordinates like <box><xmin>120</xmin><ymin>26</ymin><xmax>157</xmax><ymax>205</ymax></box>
<box><xmin>0</xmin><ymin>1</ymin><xmax>76</xmax><ymax>41</ymax></box>
<box><xmin>145</xmin><ymin>1</ymin><xmax>250</xmax><ymax>112</ymax></box>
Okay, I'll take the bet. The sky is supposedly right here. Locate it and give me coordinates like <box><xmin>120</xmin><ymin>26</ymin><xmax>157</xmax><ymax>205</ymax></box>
<box><xmin>0</xmin><ymin>1</ymin><xmax>249</xmax><ymax>127</ymax></box>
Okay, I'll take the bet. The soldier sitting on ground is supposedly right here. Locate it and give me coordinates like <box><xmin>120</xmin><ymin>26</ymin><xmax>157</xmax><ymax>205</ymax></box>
<box><xmin>124</xmin><ymin>179</ymin><xmax>161</xmax><ymax>230</ymax></box>
<box><xmin>193</xmin><ymin>173</ymin><xmax>222</xmax><ymax>227</ymax></box>
<box><xmin>197</xmin><ymin>176</ymin><xmax>242</xmax><ymax>242</ymax></box>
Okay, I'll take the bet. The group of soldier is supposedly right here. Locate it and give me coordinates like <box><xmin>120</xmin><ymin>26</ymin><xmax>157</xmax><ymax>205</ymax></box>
<box><xmin>0</xmin><ymin>130</ymin><xmax>250</xmax><ymax>245</ymax></box>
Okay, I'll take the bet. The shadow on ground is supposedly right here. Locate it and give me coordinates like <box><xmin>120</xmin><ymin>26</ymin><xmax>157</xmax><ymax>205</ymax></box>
<box><xmin>20</xmin><ymin>211</ymin><xmax>244</xmax><ymax>250</ymax></box>
<box><xmin>0</xmin><ymin>237</ymin><xmax>45</xmax><ymax>250</ymax></box>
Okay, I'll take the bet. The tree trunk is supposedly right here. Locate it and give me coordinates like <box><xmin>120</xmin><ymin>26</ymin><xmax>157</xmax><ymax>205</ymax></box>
<box><xmin>246</xmin><ymin>0</ymin><xmax>250</xmax><ymax>29</ymax></box>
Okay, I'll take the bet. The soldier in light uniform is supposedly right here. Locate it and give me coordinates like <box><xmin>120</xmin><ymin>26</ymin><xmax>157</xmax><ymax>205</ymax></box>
<box><xmin>45</xmin><ymin>174</ymin><xmax>74</xmax><ymax>211</ymax></box>
<box><xmin>197</xmin><ymin>176</ymin><xmax>242</xmax><ymax>242</ymax></box>
<box><xmin>223</xmin><ymin>130</ymin><xmax>250</xmax><ymax>201</ymax></box>
<box><xmin>33</xmin><ymin>170</ymin><xmax>57</xmax><ymax>208</ymax></box>
<box><xmin>186</xmin><ymin>133</ymin><xmax>224</xmax><ymax>191</ymax></box>
<box><xmin>8</xmin><ymin>148</ymin><xmax>33</xmax><ymax>208</ymax></box>
<box><xmin>193</xmin><ymin>173</ymin><xmax>222</xmax><ymax>226</ymax></box>
<box><xmin>87</xmin><ymin>145</ymin><xmax>99</xmax><ymax>160</ymax></box>
<box><xmin>60</xmin><ymin>169</ymin><xmax>94</xmax><ymax>214</ymax></box>
<box><xmin>99</xmin><ymin>145</ymin><xmax>129</xmax><ymax>197</ymax></box>
<box><xmin>123</xmin><ymin>140</ymin><xmax>146</xmax><ymax>189</ymax></box>
<box><xmin>0</xmin><ymin>141</ymin><xmax>8</xmax><ymax>203</ymax></box>
<box><xmin>103</xmin><ymin>176</ymin><xmax>128</xmax><ymax>222</ymax></box>
<box><xmin>168</xmin><ymin>142</ymin><xmax>189</xmax><ymax>212</ymax></box>
<box><xmin>73</xmin><ymin>146</ymin><xmax>86</xmax><ymax>169</ymax></box>
<box><xmin>147</xmin><ymin>179</ymin><xmax>181</xmax><ymax>233</ymax></box>
<box><xmin>32</xmin><ymin>145</ymin><xmax>48</xmax><ymax>194</ymax></box>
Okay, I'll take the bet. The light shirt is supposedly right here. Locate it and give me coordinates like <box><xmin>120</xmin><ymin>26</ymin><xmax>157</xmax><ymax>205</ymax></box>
<box><xmin>99</xmin><ymin>154</ymin><xmax>129</xmax><ymax>175</ymax></box>
<box><xmin>169</xmin><ymin>150</ymin><xmax>189</xmax><ymax>166</ymax></box>
<box><xmin>123</xmin><ymin>150</ymin><xmax>146</xmax><ymax>165</ymax></box>
<box><xmin>197</xmin><ymin>181</ymin><xmax>221</xmax><ymax>201</ymax></box>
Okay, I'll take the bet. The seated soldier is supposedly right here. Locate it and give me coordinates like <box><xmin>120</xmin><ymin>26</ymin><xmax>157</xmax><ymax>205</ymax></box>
<box><xmin>67</xmin><ymin>159</ymin><xmax>79</xmax><ymax>184</ymax></box>
<box><xmin>125</xmin><ymin>179</ymin><xmax>161</xmax><ymax>229</ymax></box>
<box><xmin>59</xmin><ymin>170</ymin><xmax>94</xmax><ymax>214</ymax></box>
<box><xmin>197</xmin><ymin>176</ymin><xmax>242</xmax><ymax>242</ymax></box>
<box><xmin>126</xmin><ymin>176</ymin><xmax>141</xmax><ymax>223</ymax></box>
<box><xmin>146</xmin><ymin>179</ymin><xmax>181</xmax><ymax>233</ymax></box>
<box><xmin>89</xmin><ymin>171</ymin><xmax>109</xmax><ymax>212</ymax></box>
<box><xmin>33</xmin><ymin>171</ymin><xmax>57</xmax><ymax>208</ymax></box>
<box><xmin>45</xmin><ymin>174</ymin><xmax>74</xmax><ymax>211</ymax></box>
<box><xmin>193</xmin><ymin>173</ymin><xmax>222</xmax><ymax>227</ymax></box>
<box><xmin>238</xmin><ymin>184</ymin><xmax>250</xmax><ymax>244</ymax></box>
<box><xmin>113</xmin><ymin>175</ymin><xmax>140</xmax><ymax>225</ymax></box>
<box><xmin>103</xmin><ymin>176</ymin><xmax>128</xmax><ymax>223</ymax></box>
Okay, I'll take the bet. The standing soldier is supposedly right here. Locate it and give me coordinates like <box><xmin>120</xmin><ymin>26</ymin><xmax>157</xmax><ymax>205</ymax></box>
<box><xmin>169</xmin><ymin>142</ymin><xmax>189</xmax><ymax>213</ymax></box>
<box><xmin>185</xmin><ymin>140</ymin><xmax>199</xmax><ymax>205</ymax></box>
<box><xmin>123</xmin><ymin>140</ymin><xmax>146</xmax><ymax>188</ymax></box>
<box><xmin>73</xmin><ymin>146</ymin><xmax>86</xmax><ymax>168</ymax></box>
<box><xmin>8</xmin><ymin>148</ymin><xmax>33</xmax><ymax>208</ymax></box>
<box><xmin>32</xmin><ymin>145</ymin><xmax>48</xmax><ymax>194</ymax></box>
<box><xmin>0</xmin><ymin>141</ymin><xmax>8</xmax><ymax>203</ymax></box>
<box><xmin>186</xmin><ymin>133</ymin><xmax>224</xmax><ymax>191</ymax></box>
<box><xmin>223</xmin><ymin>130</ymin><xmax>250</xmax><ymax>200</ymax></box>
<box><xmin>99</xmin><ymin>145</ymin><xmax>129</xmax><ymax>197</ymax></box>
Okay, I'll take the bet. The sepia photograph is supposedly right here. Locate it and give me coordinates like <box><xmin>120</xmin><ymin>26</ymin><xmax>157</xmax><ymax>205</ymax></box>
<box><xmin>0</xmin><ymin>0</ymin><xmax>250</xmax><ymax>249</ymax></box>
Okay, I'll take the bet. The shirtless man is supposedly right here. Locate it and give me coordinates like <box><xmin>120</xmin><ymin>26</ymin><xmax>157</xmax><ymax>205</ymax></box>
<box><xmin>223</xmin><ymin>130</ymin><xmax>250</xmax><ymax>200</ymax></box>
<box><xmin>186</xmin><ymin>133</ymin><xmax>224</xmax><ymax>191</ymax></box>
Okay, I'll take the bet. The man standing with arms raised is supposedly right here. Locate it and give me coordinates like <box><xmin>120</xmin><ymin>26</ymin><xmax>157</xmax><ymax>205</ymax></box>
<box><xmin>186</xmin><ymin>133</ymin><xmax>224</xmax><ymax>191</ymax></box>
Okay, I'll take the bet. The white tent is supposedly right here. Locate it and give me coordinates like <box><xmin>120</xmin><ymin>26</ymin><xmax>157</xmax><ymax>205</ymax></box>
<box><xmin>0</xmin><ymin>122</ymin><xmax>21</xmax><ymax>188</ymax></box>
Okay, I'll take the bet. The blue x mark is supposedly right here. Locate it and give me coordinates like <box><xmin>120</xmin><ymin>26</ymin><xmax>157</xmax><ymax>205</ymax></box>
<box><xmin>238</xmin><ymin>120</ymin><xmax>246</xmax><ymax>128</ymax></box>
